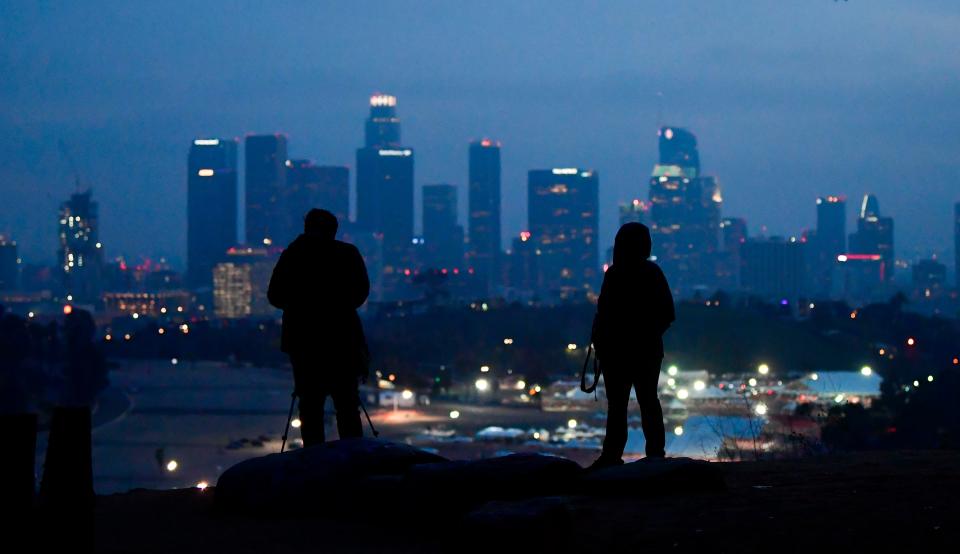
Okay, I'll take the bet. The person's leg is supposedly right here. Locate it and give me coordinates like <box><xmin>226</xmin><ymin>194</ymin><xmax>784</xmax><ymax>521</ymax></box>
<box><xmin>635</xmin><ymin>358</ymin><xmax>666</xmax><ymax>458</ymax></box>
<box><xmin>600</xmin><ymin>364</ymin><xmax>632</xmax><ymax>461</ymax></box>
<box><xmin>290</xmin><ymin>353</ymin><xmax>326</xmax><ymax>447</ymax></box>
<box><xmin>330</xmin><ymin>376</ymin><xmax>363</xmax><ymax>440</ymax></box>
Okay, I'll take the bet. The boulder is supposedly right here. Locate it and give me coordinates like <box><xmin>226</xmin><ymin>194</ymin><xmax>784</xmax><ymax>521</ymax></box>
<box><xmin>215</xmin><ymin>438</ymin><xmax>447</xmax><ymax>515</ymax></box>
<box><xmin>404</xmin><ymin>453</ymin><xmax>583</xmax><ymax>512</ymax></box>
<box><xmin>580</xmin><ymin>456</ymin><xmax>725</xmax><ymax>496</ymax></box>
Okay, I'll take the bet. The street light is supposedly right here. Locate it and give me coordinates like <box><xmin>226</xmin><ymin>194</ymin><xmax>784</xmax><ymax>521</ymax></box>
<box><xmin>475</xmin><ymin>378</ymin><xmax>490</xmax><ymax>392</ymax></box>
<box><xmin>758</xmin><ymin>363</ymin><xmax>770</xmax><ymax>375</ymax></box>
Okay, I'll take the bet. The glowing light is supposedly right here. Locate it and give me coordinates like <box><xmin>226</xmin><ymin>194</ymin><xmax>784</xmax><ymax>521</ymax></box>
<box><xmin>449</xmin><ymin>410</ymin><xmax>460</xmax><ymax>419</ymax></box>
<box><xmin>290</xmin><ymin>418</ymin><xmax>302</xmax><ymax>428</ymax></box>
<box><xmin>551</xmin><ymin>168</ymin><xmax>579</xmax><ymax>175</ymax></box>
<box><xmin>834</xmin><ymin>394</ymin><xmax>845</xmax><ymax>403</ymax></box>
<box><xmin>95</xmin><ymin>242</ymin><xmax>102</xmax><ymax>249</ymax></box>
<box><xmin>160</xmin><ymin>307</ymin><xmax>167</xmax><ymax>314</ymax></box>
<box><xmin>401</xmin><ymin>389</ymin><xmax>414</xmax><ymax>400</ymax></box>
<box><xmin>62</xmin><ymin>305</ymin><xmax>73</xmax><ymax>315</ymax></box>
<box><xmin>567</xmin><ymin>418</ymin><xmax>578</xmax><ymax>429</ymax></box>
<box><xmin>105</xmin><ymin>334</ymin><xmax>112</xmax><ymax>341</ymax></box>
<box><xmin>879</xmin><ymin>348</ymin><xmax>885</xmax><ymax>356</ymax></box>
<box><xmin>197</xmin><ymin>169</ymin><xmax>215</xmax><ymax>177</ymax></box>
<box><xmin>166</xmin><ymin>460</ymin><xmax>179</xmax><ymax>472</ymax></box>
<box><xmin>534</xmin><ymin>385</ymin><xmax>541</xmax><ymax>393</ymax></box>
<box><xmin>481</xmin><ymin>302</ymin><xmax>489</xmax><ymax>311</ymax></box>
<box><xmin>748</xmin><ymin>378</ymin><xmax>758</xmax><ymax>387</ymax></box>
<box><xmin>927</xmin><ymin>375</ymin><xmax>934</xmax><ymax>382</ymax></box>
<box><xmin>171</xmin><ymin>358</ymin><xmax>178</xmax><ymax>365</ymax></box>
<box><xmin>370</xmin><ymin>94</ymin><xmax>397</xmax><ymax>107</ymax></box>
<box><xmin>758</xmin><ymin>363</ymin><xmax>770</xmax><ymax>375</ymax></box>
<box><xmin>850</xmin><ymin>311</ymin><xmax>858</xmax><ymax>319</ymax></box>
<box><xmin>193</xmin><ymin>139</ymin><xmax>220</xmax><ymax>146</ymax></box>
<box><xmin>837</xmin><ymin>254</ymin><xmax>848</xmax><ymax>262</ymax></box>
<box><xmin>480</xmin><ymin>365</ymin><xmax>490</xmax><ymax>373</ymax></box>
<box><xmin>263</xmin><ymin>238</ymin><xmax>272</xmax><ymax>246</ymax></box>
<box><xmin>860</xmin><ymin>366</ymin><xmax>873</xmax><ymax>376</ymax></box>
<box><xmin>27</xmin><ymin>312</ymin><xmax>35</xmax><ymax>318</ymax></box>
<box><xmin>667</xmin><ymin>378</ymin><xmax>676</xmax><ymax>387</ymax></box>
<box><xmin>533</xmin><ymin>431</ymin><xmax>541</xmax><ymax>440</ymax></box>
<box><xmin>677</xmin><ymin>388</ymin><xmax>689</xmax><ymax>400</ymax></box>
<box><xmin>567</xmin><ymin>343</ymin><xmax>578</xmax><ymax>351</ymax></box>
<box><xmin>667</xmin><ymin>365</ymin><xmax>679</xmax><ymax>376</ymax></box>
<box><xmin>388</xmin><ymin>373</ymin><xmax>396</xmax><ymax>382</ymax></box>
<box><xmin>177</xmin><ymin>306</ymin><xmax>184</xmax><ymax>313</ymax></box>
<box><xmin>378</xmin><ymin>149</ymin><xmax>412</xmax><ymax>157</ymax></box>
<box><xmin>124</xmin><ymin>334</ymin><xmax>131</xmax><ymax>341</ymax></box>
<box><xmin>913</xmin><ymin>380</ymin><xmax>920</xmax><ymax>387</ymax></box>
<box><xmin>519</xmin><ymin>231</ymin><xmax>531</xmax><ymax>242</ymax></box>
<box><xmin>503</xmin><ymin>338</ymin><xmax>514</xmax><ymax>345</ymax></box>
<box><xmin>693</xmin><ymin>380</ymin><xmax>706</xmax><ymax>391</ymax></box>
<box><xmin>196</xmin><ymin>481</ymin><xmax>209</xmax><ymax>491</ymax></box>
<box><xmin>132</xmin><ymin>312</ymin><xmax>139</xmax><ymax>319</ymax></box>
<box><xmin>906</xmin><ymin>337</ymin><xmax>916</xmax><ymax>346</ymax></box>
<box><xmin>180</xmin><ymin>324</ymin><xmax>189</xmax><ymax>334</ymax></box>
<box><xmin>158</xmin><ymin>328</ymin><xmax>165</xmax><ymax>335</ymax></box>
<box><xmin>810</xmin><ymin>372</ymin><xmax>819</xmax><ymax>381</ymax></box>
<box><xmin>475</xmin><ymin>378</ymin><xmax>490</xmax><ymax>392</ymax></box>
<box><xmin>516</xmin><ymin>380</ymin><xmax>526</xmax><ymax>390</ymax></box>
<box><xmin>755</xmin><ymin>403</ymin><xmax>768</xmax><ymax>416</ymax></box>
<box><xmin>664</xmin><ymin>128</ymin><xmax>674</xmax><ymax>140</ymax></box>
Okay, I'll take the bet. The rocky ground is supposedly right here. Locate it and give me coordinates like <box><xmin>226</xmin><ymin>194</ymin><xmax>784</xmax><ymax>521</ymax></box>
<box><xmin>89</xmin><ymin>448</ymin><xmax>959</xmax><ymax>553</ymax></box>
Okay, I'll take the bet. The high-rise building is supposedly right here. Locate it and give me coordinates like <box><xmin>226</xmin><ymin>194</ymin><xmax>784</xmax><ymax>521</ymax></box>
<box><xmin>467</xmin><ymin>139</ymin><xmax>501</xmax><ymax>295</ymax></box>
<box><xmin>648</xmin><ymin>126</ymin><xmax>722</xmax><ymax>292</ymax></box>
<box><xmin>284</xmin><ymin>160</ymin><xmax>349</xmax><ymax>240</ymax></box>
<box><xmin>356</xmin><ymin>94</ymin><xmax>415</xmax><ymax>299</ymax></box>
<box><xmin>422</xmin><ymin>184</ymin><xmax>464</xmax><ymax>270</ymax></box>
<box><xmin>912</xmin><ymin>258</ymin><xmax>947</xmax><ymax>299</ymax></box>
<box><xmin>719</xmin><ymin>217</ymin><xmax>747</xmax><ymax>288</ymax></box>
<box><xmin>813</xmin><ymin>195</ymin><xmax>846</xmax><ymax>294</ymax></box>
<box><xmin>740</xmin><ymin>237</ymin><xmax>807</xmax><ymax>300</ymax></box>
<box><xmin>847</xmin><ymin>193</ymin><xmax>894</xmax><ymax>282</ymax></box>
<box><xmin>245</xmin><ymin>134</ymin><xmax>288</xmax><ymax>247</ymax></box>
<box><xmin>528</xmin><ymin>168</ymin><xmax>599</xmax><ymax>299</ymax></box>
<box><xmin>0</xmin><ymin>235</ymin><xmax>19</xmax><ymax>291</ymax></box>
<box><xmin>187</xmin><ymin>138</ymin><xmax>239</xmax><ymax>288</ymax></box>
<box><xmin>58</xmin><ymin>190</ymin><xmax>104</xmax><ymax>303</ymax></box>
<box><xmin>212</xmin><ymin>246</ymin><xmax>276</xmax><ymax>319</ymax></box>
<box><xmin>606</xmin><ymin>199</ymin><xmax>650</xmax><ymax>265</ymax></box>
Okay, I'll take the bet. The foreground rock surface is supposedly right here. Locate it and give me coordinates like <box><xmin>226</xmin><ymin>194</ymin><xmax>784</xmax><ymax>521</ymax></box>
<box><xmin>581</xmin><ymin>456</ymin><xmax>725</xmax><ymax>495</ymax></box>
<box><xmin>215</xmin><ymin>438</ymin><xmax>447</xmax><ymax>514</ymax></box>
<box><xmin>96</xmin><ymin>451</ymin><xmax>959</xmax><ymax>553</ymax></box>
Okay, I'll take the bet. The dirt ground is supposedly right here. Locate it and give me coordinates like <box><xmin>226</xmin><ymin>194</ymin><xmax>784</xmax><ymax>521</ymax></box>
<box><xmin>88</xmin><ymin>450</ymin><xmax>959</xmax><ymax>553</ymax></box>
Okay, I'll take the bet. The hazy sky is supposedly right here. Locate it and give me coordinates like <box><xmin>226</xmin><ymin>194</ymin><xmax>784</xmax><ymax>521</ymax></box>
<box><xmin>2</xmin><ymin>1</ymin><xmax>959</xmax><ymax>270</ymax></box>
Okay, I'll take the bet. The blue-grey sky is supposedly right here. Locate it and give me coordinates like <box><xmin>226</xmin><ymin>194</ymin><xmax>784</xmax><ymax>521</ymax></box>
<box><xmin>2</xmin><ymin>1</ymin><xmax>959</xmax><ymax>270</ymax></box>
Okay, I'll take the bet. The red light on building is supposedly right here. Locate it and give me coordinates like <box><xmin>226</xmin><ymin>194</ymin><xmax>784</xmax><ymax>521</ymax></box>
<box><xmin>63</xmin><ymin>305</ymin><xmax>73</xmax><ymax>315</ymax></box>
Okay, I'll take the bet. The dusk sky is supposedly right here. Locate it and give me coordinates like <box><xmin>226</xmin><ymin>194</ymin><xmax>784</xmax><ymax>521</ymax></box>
<box><xmin>2</xmin><ymin>1</ymin><xmax>958</xmax><ymax>270</ymax></box>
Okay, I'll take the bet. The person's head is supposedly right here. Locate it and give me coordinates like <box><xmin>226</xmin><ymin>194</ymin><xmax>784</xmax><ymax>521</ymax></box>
<box><xmin>303</xmin><ymin>209</ymin><xmax>338</xmax><ymax>239</ymax></box>
<box><xmin>613</xmin><ymin>222</ymin><xmax>652</xmax><ymax>267</ymax></box>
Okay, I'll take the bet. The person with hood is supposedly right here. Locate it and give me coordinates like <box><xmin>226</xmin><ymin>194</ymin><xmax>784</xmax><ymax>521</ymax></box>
<box><xmin>267</xmin><ymin>209</ymin><xmax>369</xmax><ymax>446</ymax></box>
<box><xmin>590</xmin><ymin>222</ymin><xmax>675</xmax><ymax>468</ymax></box>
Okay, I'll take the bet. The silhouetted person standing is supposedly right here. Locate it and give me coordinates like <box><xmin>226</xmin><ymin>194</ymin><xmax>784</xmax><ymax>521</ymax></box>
<box><xmin>267</xmin><ymin>209</ymin><xmax>369</xmax><ymax>446</ymax></box>
<box><xmin>590</xmin><ymin>222</ymin><xmax>674</xmax><ymax>468</ymax></box>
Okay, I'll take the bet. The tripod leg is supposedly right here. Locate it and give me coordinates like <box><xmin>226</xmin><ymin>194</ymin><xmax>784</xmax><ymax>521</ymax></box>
<box><xmin>280</xmin><ymin>391</ymin><xmax>297</xmax><ymax>453</ymax></box>
<box><xmin>358</xmin><ymin>393</ymin><xmax>379</xmax><ymax>438</ymax></box>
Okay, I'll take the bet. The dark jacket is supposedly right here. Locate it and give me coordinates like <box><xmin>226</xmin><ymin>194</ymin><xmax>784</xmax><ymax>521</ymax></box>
<box><xmin>593</xmin><ymin>223</ymin><xmax>675</xmax><ymax>360</ymax></box>
<box><xmin>267</xmin><ymin>234</ymin><xmax>370</xmax><ymax>371</ymax></box>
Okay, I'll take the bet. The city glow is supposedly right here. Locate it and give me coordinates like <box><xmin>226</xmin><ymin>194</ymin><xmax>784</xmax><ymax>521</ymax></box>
<box><xmin>860</xmin><ymin>366</ymin><xmax>873</xmax><ymax>376</ymax></box>
<box><xmin>567</xmin><ymin>343</ymin><xmax>578</xmax><ymax>351</ymax></box>
<box><xmin>196</xmin><ymin>481</ymin><xmax>209</xmax><ymax>491</ymax></box>
<box><xmin>667</xmin><ymin>365</ymin><xmax>678</xmax><ymax>376</ymax></box>
<box><xmin>401</xmin><ymin>389</ymin><xmax>414</xmax><ymax>400</ymax></box>
<box><xmin>166</xmin><ymin>460</ymin><xmax>178</xmax><ymax>472</ymax></box>
<box><xmin>755</xmin><ymin>403</ymin><xmax>768</xmax><ymax>416</ymax></box>
<box><xmin>674</xmin><ymin>425</ymin><xmax>684</xmax><ymax>436</ymax></box>
<box><xmin>758</xmin><ymin>363</ymin><xmax>770</xmax><ymax>375</ymax></box>
<box><xmin>811</xmin><ymin>372</ymin><xmax>819</xmax><ymax>381</ymax></box>
<box><xmin>516</xmin><ymin>380</ymin><xmax>526</xmax><ymax>390</ymax></box>
<box><xmin>748</xmin><ymin>378</ymin><xmax>757</xmax><ymax>387</ymax></box>
<box><xmin>475</xmin><ymin>378</ymin><xmax>490</xmax><ymax>392</ymax></box>
<box><xmin>290</xmin><ymin>418</ymin><xmax>302</xmax><ymax>428</ymax></box>
<box><xmin>667</xmin><ymin>378</ymin><xmax>676</xmax><ymax>387</ymax></box>
<box><xmin>449</xmin><ymin>410</ymin><xmax>460</xmax><ymax>419</ymax></box>
<box><xmin>834</xmin><ymin>394</ymin><xmax>845</xmax><ymax>403</ymax></box>
<box><xmin>693</xmin><ymin>380</ymin><xmax>706</xmax><ymax>391</ymax></box>
<box><xmin>567</xmin><ymin>418</ymin><xmax>578</xmax><ymax>429</ymax></box>
<box><xmin>677</xmin><ymin>388</ymin><xmax>689</xmax><ymax>400</ymax></box>
<box><xmin>63</xmin><ymin>305</ymin><xmax>73</xmax><ymax>315</ymax></box>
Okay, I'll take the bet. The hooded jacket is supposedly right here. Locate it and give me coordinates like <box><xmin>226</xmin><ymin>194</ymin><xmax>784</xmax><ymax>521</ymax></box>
<box><xmin>267</xmin><ymin>234</ymin><xmax>370</xmax><ymax>371</ymax></box>
<box><xmin>593</xmin><ymin>223</ymin><xmax>675</xmax><ymax>360</ymax></box>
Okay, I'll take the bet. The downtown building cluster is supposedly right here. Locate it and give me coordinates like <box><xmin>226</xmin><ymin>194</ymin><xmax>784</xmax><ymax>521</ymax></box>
<box><xmin>2</xmin><ymin>93</ymin><xmax>959</xmax><ymax>319</ymax></box>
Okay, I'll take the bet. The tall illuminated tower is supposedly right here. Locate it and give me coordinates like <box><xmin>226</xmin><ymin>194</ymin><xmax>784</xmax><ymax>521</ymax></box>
<box><xmin>58</xmin><ymin>190</ymin><xmax>104</xmax><ymax>303</ymax></box>
<box><xmin>187</xmin><ymin>138</ymin><xmax>238</xmax><ymax>288</ymax></box>
<box><xmin>528</xmin><ymin>168</ymin><xmax>599</xmax><ymax>299</ymax></box>
<box><xmin>245</xmin><ymin>134</ymin><xmax>288</xmax><ymax>247</ymax></box>
<box><xmin>467</xmin><ymin>139</ymin><xmax>501</xmax><ymax>295</ymax></box>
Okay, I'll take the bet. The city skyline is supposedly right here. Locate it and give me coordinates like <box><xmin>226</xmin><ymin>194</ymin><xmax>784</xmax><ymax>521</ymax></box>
<box><xmin>2</xmin><ymin>2</ymin><xmax>959</xmax><ymax>269</ymax></box>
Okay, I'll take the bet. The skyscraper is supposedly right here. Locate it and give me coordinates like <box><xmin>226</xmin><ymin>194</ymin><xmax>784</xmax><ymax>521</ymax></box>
<box><xmin>648</xmin><ymin>126</ymin><xmax>722</xmax><ymax>292</ymax></box>
<box><xmin>187</xmin><ymin>138</ymin><xmax>239</xmax><ymax>288</ymax></box>
<box><xmin>213</xmin><ymin>246</ymin><xmax>277</xmax><ymax>319</ymax></box>
<box><xmin>848</xmin><ymin>193</ymin><xmax>894</xmax><ymax>282</ymax></box>
<box><xmin>58</xmin><ymin>190</ymin><xmax>104</xmax><ymax>303</ymax></box>
<box><xmin>245</xmin><ymin>134</ymin><xmax>288</xmax><ymax>247</ymax></box>
<box><xmin>740</xmin><ymin>237</ymin><xmax>807</xmax><ymax>300</ymax></box>
<box><xmin>0</xmin><ymin>235</ymin><xmax>19</xmax><ymax>291</ymax></box>
<box><xmin>356</xmin><ymin>94</ymin><xmax>414</xmax><ymax>298</ymax></box>
<box><xmin>422</xmin><ymin>184</ymin><xmax>464</xmax><ymax>270</ymax></box>
<box><xmin>814</xmin><ymin>195</ymin><xmax>846</xmax><ymax>294</ymax></box>
<box><xmin>284</xmin><ymin>160</ymin><xmax>349</xmax><ymax>239</ymax></box>
<box><xmin>528</xmin><ymin>168</ymin><xmax>599</xmax><ymax>299</ymax></box>
<box><xmin>467</xmin><ymin>139</ymin><xmax>502</xmax><ymax>295</ymax></box>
